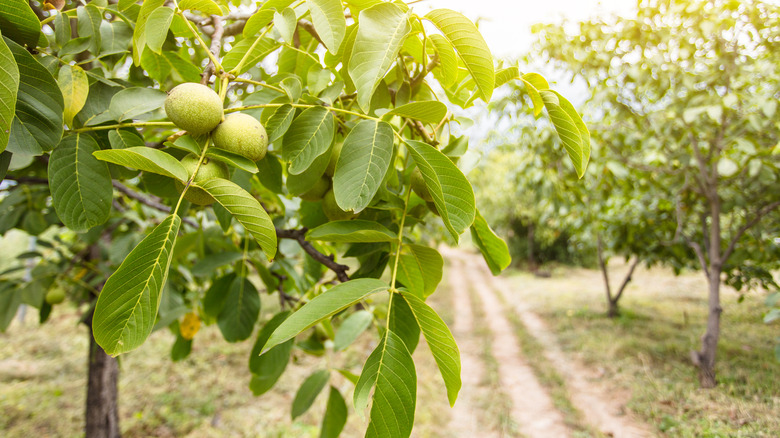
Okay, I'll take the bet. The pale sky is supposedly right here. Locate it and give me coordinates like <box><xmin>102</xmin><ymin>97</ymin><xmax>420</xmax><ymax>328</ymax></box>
<box><xmin>414</xmin><ymin>0</ymin><xmax>636</xmax><ymax>59</ymax></box>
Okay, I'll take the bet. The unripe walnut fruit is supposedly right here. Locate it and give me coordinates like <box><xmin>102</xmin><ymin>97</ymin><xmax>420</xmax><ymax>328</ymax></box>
<box><xmin>212</xmin><ymin>113</ymin><xmax>268</xmax><ymax>162</ymax></box>
<box><xmin>322</xmin><ymin>189</ymin><xmax>356</xmax><ymax>221</ymax></box>
<box><xmin>300</xmin><ymin>176</ymin><xmax>331</xmax><ymax>201</ymax></box>
<box><xmin>45</xmin><ymin>287</ymin><xmax>66</xmax><ymax>305</ymax></box>
<box><xmin>411</xmin><ymin>168</ymin><xmax>433</xmax><ymax>202</ymax></box>
<box><xmin>325</xmin><ymin>141</ymin><xmax>343</xmax><ymax>177</ymax></box>
<box><xmin>164</xmin><ymin>83</ymin><xmax>224</xmax><ymax>135</ymax></box>
<box><xmin>175</xmin><ymin>155</ymin><xmax>230</xmax><ymax>206</ymax></box>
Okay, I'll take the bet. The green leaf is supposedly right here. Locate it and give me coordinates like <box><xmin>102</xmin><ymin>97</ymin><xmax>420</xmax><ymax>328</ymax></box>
<box><xmin>309</xmin><ymin>0</ymin><xmax>347</xmax><ymax>55</ymax></box>
<box><xmin>425</xmin><ymin>9</ymin><xmax>494</xmax><ymax>102</ymax></box>
<box><xmin>222</xmin><ymin>37</ymin><xmax>279</xmax><ymax>75</ymax></box>
<box><xmin>292</xmin><ymin>369</ymin><xmax>330</xmax><ymax>419</ymax></box>
<box><xmin>470</xmin><ymin>209</ymin><xmax>511</xmax><ymax>275</ymax></box>
<box><xmin>274</xmin><ymin>8</ymin><xmax>297</xmax><ymax>44</ymax></box>
<box><xmin>54</xmin><ymin>12</ymin><xmax>71</xmax><ymax>48</ymax></box>
<box><xmin>320</xmin><ymin>386</ymin><xmax>348</xmax><ymax>438</ymax></box>
<box><xmin>57</xmin><ymin>65</ymin><xmax>89</xmax><ymax>127</ymax></box>
<box><xmin>333</xmin><ymin>310</ymin><xmax>373</xmax><ymax>351</ymax></box>
<box><xmin>286</xmin><ymin>142</ymin><xmax>330</xmax><ymax>196</ymax></box>
<box><xmin>428</xmin><ymin>34</ymin><xmax>457</xmax><ymax>88</ymax></box>
<box><xmin>333</xmin><ymin>119</ymin><xmax>394</xmax><ymax>213</ymax></box>
<box><xmin>77</xmin><ymin>4</ymin><xmax>102</xmax><ymax>55</ymax></box>
<box><xmin>494</xmin><ymin>66</ymin><xmax>519</xmax><ymax>89</ymax></box>
<box><xmin>199</xmin><ymin>178</ymin><xmax>277</xmax><ymax>260</ymax></box>
<box><xmin>263</xmin><ymin>278</ymin><xmax>388</xmax><ymax>351</ymax></box>
<box><xmin>354</xmin><ymin>330</ymin><xmax>416</xmax><ymax>437</ymax></box>
<box><xmin>282</xmin><ymin>106</ymin><xmax>335</xmax><ymax>175</ymax></box>
<box><xmin>396</xmin><ymin>244</ymin><xmax>443</xmax><ymax>298</ymax></box>
<box><xmin>179</xmin><ymin>0</ymin><xmax>223</xmax><ymax>15</ymax></box>
<box><xmin>0</xmin><ymin>283</ymin><xmax>22</xmax><ymax>332</ymax></box>
<box><xmin>264</xmin><ymin>104</ymin><xmax>295</xmax><ymax>142</ymax></box>
<box><xmin>206</xmin><ymin>148</ymin><xmax>259</xmax><ymax>173</ymax></box>
<box><xmin>0</xmin><ymin>0</ymin><xmax>41</xmax><ymax>49</ymax></box>
<box><xmin>145</xmin><ymin>6</ymin><xmax>174</xmax><ymax>55</ymax></box>
<box><xmin>217</xmin><ymin>276</ymin><xmax>260</xmax><ymax>342</ymax></box>
<box><xmin>400</xmin><ymin>291</ymin><xmax>460</xmax><ymax>406</ymax></box>
<box><xmin>106</xmin><ymin>87</ymin><xmax>168</xmax><ymax>123</ymax></box>
<box><xmin>0</xmin><ymin>34</ymin><xmax>19</xmax><ymax>153</ymax></box>
<box><xmin>250</xmin><ymin>312</ymin><xmax>293</xmax><ymax>395</ymax></box>
<box><xmin>307</xmin><ymin>220</ymin><xmax>397</xmax><ymax>243</ymax></box>
<box><xmin>108</xmin><ymin>129</ymin><xmax>145</xmax><ymax>149</ymax></box>
<box><xmin>171</xmin><ymin>333</ymin><xmax>192</xmax><ymax>361</ymax></box>
<box><xmin>191</xmin><ymin>252</ymin><xmax>243</xmax><ymax>276</ymax></box>
<box><xmin>384</xmin><ymin>101</ymin><xmax>447</xmax><ymax>125</ymax></box>
<box><xmin>203</xmin><ymin>273</ymin><xmax>235</xmax><ymax>318</ymax></box>
<box><xmin>243</xmin><ymin>0</ymin><xmax>296</xmax><ymax>37</ymax></box>
<box><xmin>0</xmin><ymin>151</ymin><xmax>11</xmax><ymax>180</ymax></box>
<box><xmin>388</xmin><ymin>293</ymin><xmax>420</xmax><ymax>353</ymax></box>
<box><xmin>540</xmin><ymin>90</ymin><xmax>589</xmax><ymax>178</ymax></box>
<box><xmin>405</xmin><ymin>140</ymin><xmax>475</xmax><ymax>242</ymax></box>
<box><xmin>132</xmin><ymin>0</ymin><xmax>165</xmax><ymax>66</ymax></box>
<box><xmin>93</xmin><ymin>215</ymin><xmax>181</xmax><ymax>355</ymax></box>
<box><xmin>5</xmin><ymin>37</ymin><xmax>64</xmax><ymax>155</ymax></box>
<box><xmin>48</xmin><ymin>134</ymin><xmax>112</xmax><ymax>232</ymax></box>
<box><xmin>93</xmin><ymin>147</ymin><xmax>189</xmax><ymax>182</ymax></box>
<box><xmin>348</xmin><ymin>3</ymin><xmax>411</xmax><ymax>112</ymax></box>
<box><xmin>520</xmin><ymin>74</ymin><xmax>546</xmax><ymax>117</ymax></box>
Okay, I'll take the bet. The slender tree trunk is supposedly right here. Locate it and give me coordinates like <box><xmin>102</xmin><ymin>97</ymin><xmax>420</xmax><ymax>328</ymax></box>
<box><xmin>693</xmin><ymin>190</ymin><xmax>722</xmax><ymax>388</ymax></box>
<box><xmin>84</xmin><ymin>311</ymin><xmax>121</xmax><ymax>438</ymax></box>
<box><xmin>596</xmin><ymin>234</ymin><xmax>616</xmax><ymax>317</ymax></box>
<box><xmin>527</xmin><ymin>222</ymin><xmax>536</xmax><ymax>272</ymax></box>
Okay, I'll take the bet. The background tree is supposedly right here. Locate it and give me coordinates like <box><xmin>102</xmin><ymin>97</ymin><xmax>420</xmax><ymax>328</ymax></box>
<box><xmin>534</xmin><ymin>0</ymin><xmax>780</xmax><ymax>387</ymax></box>
<box><xmin>0</xmin><ymin>0</ymin><xmax>588</xmax><ymax>437</ymax></box>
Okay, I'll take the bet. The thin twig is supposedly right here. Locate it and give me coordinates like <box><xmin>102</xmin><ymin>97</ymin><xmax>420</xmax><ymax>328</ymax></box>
<box><xmin>276</xmin><ymin>228</ymin><xmax>350</xmax><ymax>282</ymax></box>
<box><xmin>112</xmin><ymin>181</ymin><xmax>198</xmax><ymax>228</ymax></box>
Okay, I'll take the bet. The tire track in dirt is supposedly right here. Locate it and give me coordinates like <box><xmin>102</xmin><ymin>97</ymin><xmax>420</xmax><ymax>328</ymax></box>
<box><xmin>474</xmin><ymin>252</ymin><xmax>653</xmax><ymax>438</ymax></box>
<box><xmin>445</xmin><ymin>249</ymin><xmax>572</xmax><ymax>438</ymax></box>
<box><xmin>445</xmin><ymin>255</ymin><xmax>499</xmax><ymax>438</ymax></box>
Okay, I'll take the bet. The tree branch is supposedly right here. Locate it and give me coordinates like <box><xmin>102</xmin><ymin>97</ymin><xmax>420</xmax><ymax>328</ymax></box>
<box><xmin>685</xmin><ymin>236</ymin><xmax>710</xmax><ymax>278</ymax></box>
<box><xmin>111</xmin><ymin>181</ymin><xmax>198</xmax><ymax>228</ymax></box>
<box><xmin>276</xmin><ymin>228</ymin><xmax>350</xmax><ymax>282</ymax></box>
<box><xmin>722</xmin><ymin>200</ymin><xmax>780</xmax><ymax>262</ymax></box>
<box><xmin>201</xmin><ymin>15</ymin><xmax>224</xmax><ymax>85</ymax></box>
<box><xmin>614</xmin><ymin>257</ymin><xmax>641</xmax><ymax>303</ymax></box>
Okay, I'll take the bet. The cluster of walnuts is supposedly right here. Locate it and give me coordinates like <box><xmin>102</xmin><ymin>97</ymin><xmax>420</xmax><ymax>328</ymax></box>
<box><xmin>164</xmin><ymin>82</ymin><xmax>355</xmax><ymax>221</ymax></box>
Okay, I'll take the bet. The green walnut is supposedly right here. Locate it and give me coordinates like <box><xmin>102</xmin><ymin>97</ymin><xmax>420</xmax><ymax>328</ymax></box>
<box><xmin>411</xmin><ymin>168</ymin><xmax>433</xmax><ymax>202</ymax></box>
<box><xmin>212</xmin><ymin>113</ymin><xmax>268</xmax><ymax>162</ymax></box>
<box><xmin>325</xmin><ymin>141</ymin><xmax>343</xmax><ymax>177</ymax></box>
<box><xmin>300</xmin><ymin>176</ymin><xmax>330</xmax><ymax>201</ymax></box>
<box><xmin>322</xmin><ymin>189</ymin><xmax>356</xmax><ymax>221</ymax></box>
<box><xmin>175</xmin><ymin>155</ymin><xmax>230</xmax><ymax>206</ymax></box>
<box><xmin>164</xmin><ymin>83</ymin><xmax>224</xmax><ymax>135</ymax></box>
<box><xmin>45</xmin><ymin>287</ymin><xmax>66</xmax><ymax>305</ymax></box>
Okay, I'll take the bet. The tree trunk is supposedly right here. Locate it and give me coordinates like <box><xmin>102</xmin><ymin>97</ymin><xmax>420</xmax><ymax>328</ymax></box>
<box><xmin>607</xmin><ymin>299</ymin><xmax>620</xmax><ymax>318</ymax></box>
<box><xmin>693</xmin><ymin>268</ymin><xmax>721</xmax><ymax>388</ymax></box>
<box><xmin>85</xmin><ymin>313</ymin><xmax>121</xmax><ymax>438</ymax></box>
<box><xmin>527</xmin><ymin>222</ymin><xmax>536</xmax><ymax>272</ymax></box>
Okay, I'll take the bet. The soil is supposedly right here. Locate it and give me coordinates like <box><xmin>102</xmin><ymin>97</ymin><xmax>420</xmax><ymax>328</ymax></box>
<box><xmin>443</xmin><ymin>248</ymin><xmax>652</xmax><ymax>438</ymax></box>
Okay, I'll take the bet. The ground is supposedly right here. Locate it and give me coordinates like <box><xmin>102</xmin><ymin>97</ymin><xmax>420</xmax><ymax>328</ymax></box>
<box><xmin>1</xmin><ymin>249</ymin><xmax>778</xmax><ymax>437</ymax></box>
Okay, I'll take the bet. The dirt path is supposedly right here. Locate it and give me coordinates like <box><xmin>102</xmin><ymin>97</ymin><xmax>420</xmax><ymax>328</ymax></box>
<box><xmin>444</xmin><ymin>248</ymin><xmax>652</xmax><ymax>438</ymax></box>
<box><xmin>484</xmin><ymin>271</ymin><xmax>653</xmax><ymax>438</ymax></box>
<box><xmin>445</xmin><ymin>249</ymin><xmax>571</xmax><ymax>438</ymax></box>
<box><xmin>445</xmin><ymin>258</ymin><xmax>499</xmax><ymax>438</ymax></box>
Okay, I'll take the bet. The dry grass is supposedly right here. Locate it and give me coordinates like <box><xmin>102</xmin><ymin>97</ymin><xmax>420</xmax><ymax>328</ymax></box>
<box><xmin>0</xmin><ymin>291</ymin><xmax>453</xmax><ymax>437</ymax></box>
<box><xmin>503</xmin><ymin>261</ymin><xmax>780</xmax><ymax>437</ymax></box>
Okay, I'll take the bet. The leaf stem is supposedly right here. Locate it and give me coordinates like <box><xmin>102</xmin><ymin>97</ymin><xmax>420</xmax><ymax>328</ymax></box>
<box><xmin>67</xmin><ymin>122</ymin><xmax>176</xmax><ymax>133</ymax></box>
<box><xmin>231</xmin><ymin>77</ymin><xmax>285</xmax><ymax>94</ymax></box>
<box><xmin>229</xmin><ymin>25</ymin><xmax>274</xmax><ymax>75</ymax></box>
<box><xmin>389</xmin><ymin>185</ymin><xmax>414</xmax><ymax>291</ymax></box>
<box><xmin>174</xmin><ymin>2</ymin><xmax>224</xmax><ymax>74</ymax></box>
<box><xmin>173</xmin><ymin>137</ymin><xmax>212</xmax><ymax>216</ymax></box>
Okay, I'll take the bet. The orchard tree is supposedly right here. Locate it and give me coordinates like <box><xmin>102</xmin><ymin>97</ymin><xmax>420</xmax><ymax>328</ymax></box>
<box><xmin>0</xmin><ymin>0</ymin><xmax>588</xmax><ymax>437</ymax></box>
<box><xmin>535</xmin><ymin>0</ymin><xmax>780</xmax><ymax>386</ymax></box>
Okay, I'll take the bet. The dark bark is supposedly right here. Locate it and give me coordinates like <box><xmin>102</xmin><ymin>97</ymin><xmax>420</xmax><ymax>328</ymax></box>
<box><xmin>597</xmin><ymin>233</ymin><xmax>640</xmax><ymax>318</ymax></box>
<box><xmin>527</xmin><ymin>222</ymin><xmax>536</xmax><ymax>272</ymax></box>
<box><xmin>83</xmin><ymin>310</ymin><xmax>121</xmax><ymax>438</ymax></box>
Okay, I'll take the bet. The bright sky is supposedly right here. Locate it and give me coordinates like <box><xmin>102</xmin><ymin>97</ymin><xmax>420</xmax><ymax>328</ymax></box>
<box><xmin>415</xmin><ymin>0</ymin><xmax>637</xmax><ymax>58</ymax></box>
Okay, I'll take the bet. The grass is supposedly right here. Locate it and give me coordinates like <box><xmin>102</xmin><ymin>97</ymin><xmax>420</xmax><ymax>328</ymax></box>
<box><xmin>503</xmin><ymin>261</ymin><xmax>780</xmax><ymax>437</ymax></box>
<box><xmin>0</xmin><ymin>290</ymin><xmax>453</xmax><ymax>437</ymax></box>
